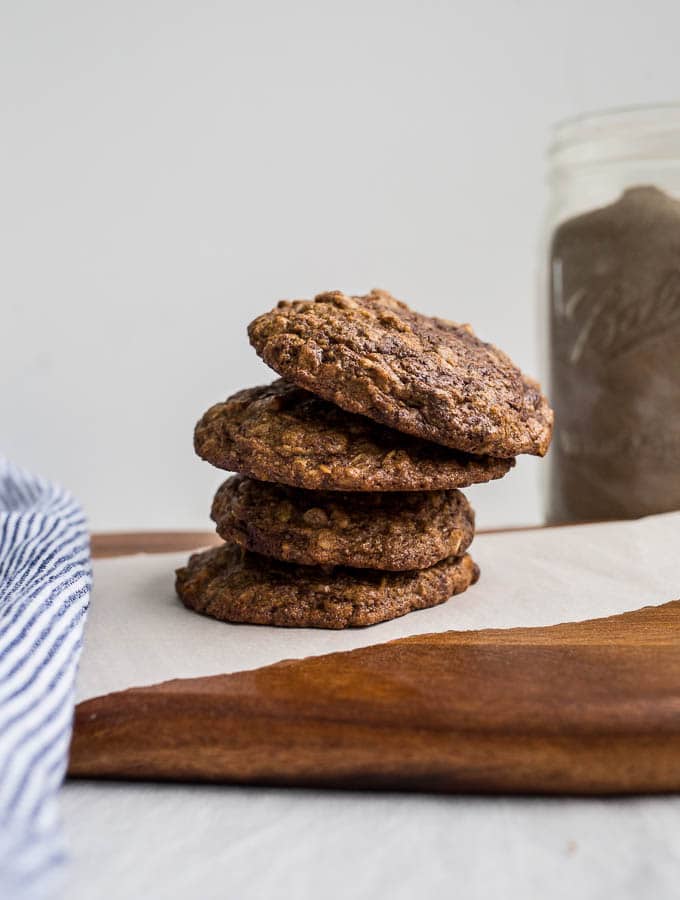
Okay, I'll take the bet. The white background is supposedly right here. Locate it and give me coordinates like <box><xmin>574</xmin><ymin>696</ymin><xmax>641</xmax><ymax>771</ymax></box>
<box><xmin>2</xmin><ymin>0</ymin><xmax>679</xmax><ymax>531</ymax></box>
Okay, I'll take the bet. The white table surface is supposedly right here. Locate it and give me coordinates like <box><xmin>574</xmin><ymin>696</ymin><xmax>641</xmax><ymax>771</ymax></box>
<box><xmin>62</xmin><ymin>782</ymin><xmax>680</xmax><ymax>899</ymax></box>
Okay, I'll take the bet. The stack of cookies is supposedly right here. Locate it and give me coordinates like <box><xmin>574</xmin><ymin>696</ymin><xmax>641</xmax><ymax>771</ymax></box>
<box><xmin>176</xmin><ymin>290</ymin><xmax>553</xmax><ymax>629</ymax></box>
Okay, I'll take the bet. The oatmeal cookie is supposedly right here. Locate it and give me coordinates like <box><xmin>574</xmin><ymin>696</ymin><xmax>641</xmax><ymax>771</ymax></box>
<box><xmin>248</xmin><ymin>290</ymin><xmax>553</xmax><ymax>457</ymax></box>
<box><xmin>176</xmin><ymin>543</ymin><xmax>480</xmax><ymax>629</ymax></box>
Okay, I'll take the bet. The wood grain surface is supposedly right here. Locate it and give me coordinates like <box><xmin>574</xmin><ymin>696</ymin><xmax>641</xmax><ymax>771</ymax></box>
<box><xmin>91</xmin><ymin>531</ymin><xmax>222</xmax><ymax>558</ymax></box>
<box><xmin>89</xmin><ymin>525</ymin><xmax>537</xmax><ymax>558</ymax></box>
<box><xmin>71</xmin><ymin>532</ymin><xmax>680</xmax><ymax>794</ymax></box>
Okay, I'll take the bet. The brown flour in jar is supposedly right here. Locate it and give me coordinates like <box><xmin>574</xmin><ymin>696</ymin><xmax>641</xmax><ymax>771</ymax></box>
<box><xmin>548</xmin><ymin>185</ymin><xmax>680</xmax><ymax>522</ymax></box>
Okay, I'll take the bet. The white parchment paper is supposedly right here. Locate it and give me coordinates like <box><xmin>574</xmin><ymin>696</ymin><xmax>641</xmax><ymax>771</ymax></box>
<box><xmin>66</xmin><ymin>512</ymin><xmax>680</xmax><ymax>900</ymax></box>
<box><xmin>77</xmin><ymin>511</ymin><xmax>680</xmax><ymax>702</ymax></box>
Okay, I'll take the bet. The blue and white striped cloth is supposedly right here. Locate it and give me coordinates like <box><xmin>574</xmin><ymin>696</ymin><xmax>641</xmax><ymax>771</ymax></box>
<box><xmin>0</xmin><ymin>460</ymin><xmax>92</xmax><ymax>898</ymax></box>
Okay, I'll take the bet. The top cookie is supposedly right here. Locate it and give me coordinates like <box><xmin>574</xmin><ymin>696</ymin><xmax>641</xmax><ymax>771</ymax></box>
<box><xmin>194</xmin><ymin>379</ymin><xmax>513</xmax><ymax>492</ymax></box>
<box><xmin>248</xmin><ymin>290</ymin><xmax>553</xmax><ymax>457</ymax></box>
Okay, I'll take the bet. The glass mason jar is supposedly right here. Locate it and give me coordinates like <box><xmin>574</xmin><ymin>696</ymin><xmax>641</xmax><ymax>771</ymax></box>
<box><xmin>544</xmin><ymin>105</ymin><xmax>680</xmax><ymax>523</ymax></box>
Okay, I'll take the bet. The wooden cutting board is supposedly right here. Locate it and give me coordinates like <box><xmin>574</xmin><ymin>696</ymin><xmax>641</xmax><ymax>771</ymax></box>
<box><xmin>69</xmin><ymin>531</ymin><xmax>680</xmax><ymax>794</ymax></box>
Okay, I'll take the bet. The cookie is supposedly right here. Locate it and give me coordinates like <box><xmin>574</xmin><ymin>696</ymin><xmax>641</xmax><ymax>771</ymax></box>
<box><xmin>211</xmin><ymin>475</ymin><xmax>475</xmax><ymax>570</ymax></box>
<box><xmin>176</xmin><ymin>543</ymin><xmax>480</xmax><ymax>629</ymax></box>
<box><xmin>248</xmin><ymin>290</ymin><xmax>553</xmax><ymax>458</ymax></box>
<box><xmin>194</xmin><ymin>380</ymin><xmax>513</xmax><ymax>492</ymax></box>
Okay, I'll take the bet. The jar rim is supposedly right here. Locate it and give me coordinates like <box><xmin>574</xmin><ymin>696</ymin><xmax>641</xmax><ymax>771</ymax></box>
<box><xmin>549</xmin><ymin>102</ymin><xmax>680</xmax><ymax>169</ymax></box>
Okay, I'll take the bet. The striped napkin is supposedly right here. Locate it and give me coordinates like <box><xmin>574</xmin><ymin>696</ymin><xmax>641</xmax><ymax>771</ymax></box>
<box><xmin>0</xmin><ymin>460</ymin><xmax>92</xmax><ymax>898</ymax></box>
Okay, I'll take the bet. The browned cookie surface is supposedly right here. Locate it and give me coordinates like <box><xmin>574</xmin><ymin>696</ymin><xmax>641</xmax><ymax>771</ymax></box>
<box><xmin>194</xmin><ymin>380</ymin><xmax>513</xmax><ymax>491</ymax></box>
<box><xmin>211</xmin><ymin>476</ymin><xmax>475</xmax><ymax>570</ymax></box>
<box><xmin>176</xmin><ymin>544</ymin><xmax>479</xmax><ymax>629</ymax></box>
<box><xmin>248</xmin><ymin>290</ymin><xmax>553</xmax><ymax>457</ymax></box>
